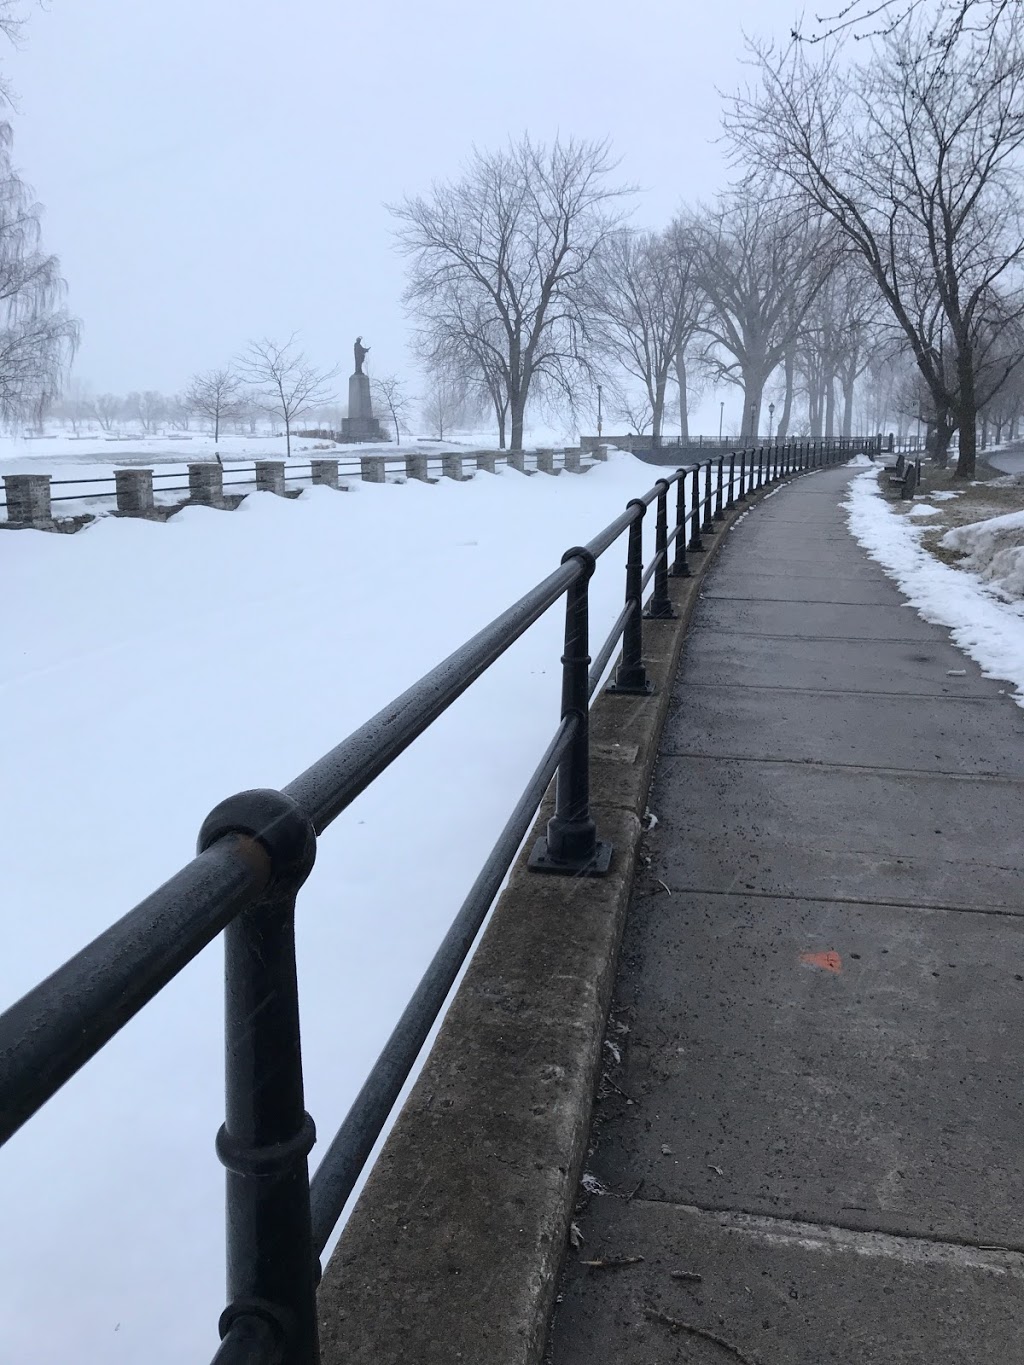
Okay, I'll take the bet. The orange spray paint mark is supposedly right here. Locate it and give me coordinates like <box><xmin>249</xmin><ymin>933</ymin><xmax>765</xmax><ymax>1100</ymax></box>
<box><xmin>800</xmin><ymin>950</ymin><xmax>842</xmax><ymax>974</ymax></box>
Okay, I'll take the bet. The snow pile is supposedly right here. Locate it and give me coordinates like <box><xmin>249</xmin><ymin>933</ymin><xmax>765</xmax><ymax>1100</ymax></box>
<box><xmin>845</xmin><ymin>470</ymin><xmax>1024</xmax><ymax>703</ymax></box>
<box><xmin>908</xmin><ymin>504</ymin><xmax>941</xmax><ymax>518</ymax></box>
<box><xmin>931</xmin><ymin>491</ymin><xmax>961</xmax><ymax>501</ymax></box>
<box><xmin>940</xmin><ymin>509</ymin><xmax>1024</xmax><ymax>601</ymax></box>
<box><xmin>847</xmin><ymin>452</ymin><xmax>875</xmax><ymax>467</ymax></box>
<box><xmin>0</xmin><ymin>454</ymin><xmax>662</xmax><ymax>1363</ymax></box>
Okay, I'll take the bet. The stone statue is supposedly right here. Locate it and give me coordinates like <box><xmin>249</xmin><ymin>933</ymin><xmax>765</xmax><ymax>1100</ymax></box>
<box><xmin>354</xmin><ymin>336</ymin><xmax>370</xmax><ymax>375</ymax></box>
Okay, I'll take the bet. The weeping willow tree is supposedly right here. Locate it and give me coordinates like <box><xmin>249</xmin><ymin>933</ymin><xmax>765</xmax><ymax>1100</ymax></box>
<box><xmin>0</xmin><ymin>3</ymin><xmax>79</xmax><ymax>422</ymax></box>
<box><xmin>0</xmin><ymin>126</ymin><xmax>79</xmax><ymax>422</ymax></box>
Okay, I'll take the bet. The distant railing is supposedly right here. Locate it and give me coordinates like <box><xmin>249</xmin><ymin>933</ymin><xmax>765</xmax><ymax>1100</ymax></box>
<box><xmin>0</xmin><ymin>438</ymin><xmax>878</xmax><ymax>1363</ymax></box>
<box><xmin>0</xmin><ymin>448</ymin><xmax>592</xmax><ymax>524</ymax></box>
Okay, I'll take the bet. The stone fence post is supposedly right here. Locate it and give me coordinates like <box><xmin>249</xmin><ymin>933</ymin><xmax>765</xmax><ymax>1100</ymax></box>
<box><xmin>535</xmin><ymin>449</ymin><xmax>557</xmax><ymax>475</ymax></box>
<box><xmin>473</xmin><ymin>452</ymin><xmax>497</xmax><ymax>474</ymax></box>
<box><xmin>255</xmin><ymin>461</ymin><xmax>286</xmax><ymax>495</ymax></box>
<box><xmin>592</xmin><ymin>444</ymin><xmax>609</xmax><ymax>462</ymax></box>
<box><xmin>563</xmin><ymin>448</ymin><xmax>582</xmax><ymax>473</ymax></box>
<box><xmin>507</xmin><ymin>451</ymin><xmax>529</xmax><ymax>473</ymax></box>
<box><xmin>188</xmin><ymin>462</ymin><xmax>224</xmax><ymax>506</ymax></box>
<box><xmin>115</xmin><ymin>469</ymin><xmax>155</xmax><ymax>515</ymax></box>
<box><xmin>311</xmin><ymin>459</ymin><xmax>340</xmax><ymax>489</ymax></box>
<box><xmin>361</xmin><ymin>456</ymin><xmax>386</xmax><ymax>484</ymax></box>
<box><xmin>405</xmin><ymin>454</ymin><xmax>430</xmax><ymax>482</ymax></box>
<box><xmin>442</xmin><ymin>453</ymin><xmax>468</xmax><ymax>481</ymax></box>
<box><xmin>3</xmin><ymin>474</ymin><xmax>52</xmax><ymax>527</ymax></box>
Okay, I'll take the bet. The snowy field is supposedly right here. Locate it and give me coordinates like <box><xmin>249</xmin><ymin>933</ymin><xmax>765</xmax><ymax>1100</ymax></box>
<box><xmin>0</xmin><ymin>452</ymin><xmax>681</xmax><ymax>1364</ymax></box>
<box><xmin>846</xmin><ymin>467</ymin><xmax>1024</xmax><ymax>704</ymax></box>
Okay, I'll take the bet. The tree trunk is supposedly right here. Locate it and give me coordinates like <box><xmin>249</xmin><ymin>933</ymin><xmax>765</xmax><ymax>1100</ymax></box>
<box><xmin>742</xmin><ymin>371</ymin><xmax>763</xmax><ymax>442</ymax></box>
<box><xmin>675</xmin><ymin>347</ymin><xmax>690</xmax><ymax>444</ymax></box>
<box><xmin>214</xmin><ymin>411</ymin><xmax>220</xmax><ymax>444</ymax></box>
<box><xmin>651</xmin><ymin>375</ymin><xmax>667</xmax><ymax>448</ymax></box>
<box><xmin>955</xmin><ymin>357</ymin><xmax>977</xmax><ymax>478</ymax></box>
<box><xmin>285</xmin><ymin>415</ymin><xmax>292</xmax><ymax>459</ymax></box>
<box><xmin>510</xmin><ymin>400</ymin><xmax>525</xmax><ymax>451</ymax></box>
<box><xmin>809</xmin><ymin>382</ymin><xmax>823</xmax><ymax>439</ymax></box>
<box><xmin>777</xmin><ymin>349</ymin><xmax>795</xmax><ymax>442</ymax></box>
<box><xmin>841</xmin><ymin>372</ymin><xmax>855</xmax><ymax>439</ymax></box>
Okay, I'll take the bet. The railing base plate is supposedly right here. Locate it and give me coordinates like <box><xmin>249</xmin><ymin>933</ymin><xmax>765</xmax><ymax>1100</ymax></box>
<box><xmin>528</xmin><ymin>838</ymin><xmax>613</xmax><ymax>876</ymax></box>
<box><xmin>605</xmin><ymin>678</ymin><xmax>656</xmax><ymax>697</ymax></box>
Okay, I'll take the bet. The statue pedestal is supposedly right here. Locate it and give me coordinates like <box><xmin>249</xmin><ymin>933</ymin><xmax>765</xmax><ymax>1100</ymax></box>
<box><xmin>341</xmin><ymin>372</ymin><xmax>386</xmax><ymax>442</ymax></box>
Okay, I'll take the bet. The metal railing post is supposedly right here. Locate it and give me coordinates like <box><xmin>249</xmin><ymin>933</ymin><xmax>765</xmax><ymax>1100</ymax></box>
<box><xmin>688</xmin><ymin>468</ymin><xmax>704</xmax><ymax>551</ymax></box>
<box><xmin>714</xmin><ymin>456</ymin><xmax>725</xmax><ymax>520</ymax></box>
<box><xmin>530</xmin><ymin>548</ymin><xmax>612</xmax><ymax>874</ymax></box>
<box><xmin>737</xmin><ymin>450</ymin><xmax>747</xmax><ymax>501</ymax></box>
<box><xmin>702</xmin><ymin>460</ymin><xmax>715</xmax><ymax>534</ymax></box>
<box><xmin>645</xmin><ymin>480</ymin><xmax>676</xmax><ymax>619</ymax></box>
<box><xmin>609</xmin><ymin>502</ymin><xmax>654</xmax><ymax>694</ymax></box>
<box><xmin>198</xmin><ymin>790</ymin><xmax>320</xmax><ymax>1365</ymax></box>
<box><xmin>757</xmin><ymin>447</ymin><xmax>764</xmax><ymax>489</ymax></box>
<box><xmin>726</xmin><ymin>454</ymin><xmax>736</xmax><ymax>509</ymax></box>
<box><xmin>670</xmin><ymin>469</ymin><xmax>691</xmax><ymax>577</ymax></box>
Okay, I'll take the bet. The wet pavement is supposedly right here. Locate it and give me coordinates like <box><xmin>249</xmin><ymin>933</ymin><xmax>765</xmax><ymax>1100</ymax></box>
<box><xmin>545</xmin><ymin>466</ymin><xmax>1024</xmax><ymax>1364</ymax></box>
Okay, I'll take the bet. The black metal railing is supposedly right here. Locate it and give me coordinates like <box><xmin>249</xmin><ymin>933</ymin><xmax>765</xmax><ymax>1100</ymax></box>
<box><xmin>0</xmin><ymin>437</ymin><xmax>877</xmax><ymax>1364</ymax></box>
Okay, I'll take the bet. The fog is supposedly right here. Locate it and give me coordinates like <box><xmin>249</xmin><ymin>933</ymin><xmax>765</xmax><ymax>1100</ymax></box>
<box><xmin>8</xmin><ymin>0</ymin><xmax>805</xmax><ymax>432</ymax></box>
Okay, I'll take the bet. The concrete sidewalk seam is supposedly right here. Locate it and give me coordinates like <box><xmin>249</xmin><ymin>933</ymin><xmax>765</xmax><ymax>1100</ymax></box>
<box><xmin>620</xmin><ymin>1197</ymin><xmax>1024</xmax><ymax>1259</ymax></box>
<box><xmin>678</xmin><ymin>681</ymin><xmax>1003</xmax><ymax>702</ymax></box>
<box><xmin>658</xmin><ymin>748</ymin><xmax>1024</xmax><ymax>780</ymax></box>
<box><xmin>640</xmin><ymin>884</ymin><xmax>1024</xmax><ymax>920</ymax></box>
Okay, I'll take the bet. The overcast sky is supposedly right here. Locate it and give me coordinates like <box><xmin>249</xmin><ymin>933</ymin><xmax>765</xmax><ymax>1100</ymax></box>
<box><xmin>7</xmin><ymin>0</ymin><xmax>807</xmax><ymax>427</ymax></box>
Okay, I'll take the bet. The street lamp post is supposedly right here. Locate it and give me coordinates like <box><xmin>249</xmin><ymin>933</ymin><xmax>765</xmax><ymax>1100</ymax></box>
<box><xmin>597</xmin><ymin>384</ymin><xmax>603</xmax><ymax>439</ymax></box>
<box><xmin>718</xmin><ymin>400</ymin><xmax>724</xmax><ymax>442</ymax></box>
<box><xmin>768</xmin><ymin>402</ymin><xmax>776</xmax><ymax>441</ymax></box>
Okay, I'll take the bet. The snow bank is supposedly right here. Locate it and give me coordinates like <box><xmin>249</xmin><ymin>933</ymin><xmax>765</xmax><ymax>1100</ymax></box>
<box><xmin>0</xmin><ymin>454</ymin><xmax>660</xmax><ymax>1363</ymax></box>
<box><xmin>847</xmin><ymin>452</ymin><xmax>875</xmax><ymax>467</ymax></box>
<box><xmin>940</xmin><ymin>509</ymin><xmax>1024</xmax><ymax>601</ymax></box>
<box><xmin>845</xmin><ymin>471</ymin><xmax>1024</xmax><ymax>703</ymax></box>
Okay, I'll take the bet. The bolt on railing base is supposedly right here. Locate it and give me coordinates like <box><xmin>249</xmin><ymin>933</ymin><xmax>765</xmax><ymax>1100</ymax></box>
<box><xmin>527</xmin><ymin>836</ymin><xmax>613</xmax><ymax>876</ymax></box>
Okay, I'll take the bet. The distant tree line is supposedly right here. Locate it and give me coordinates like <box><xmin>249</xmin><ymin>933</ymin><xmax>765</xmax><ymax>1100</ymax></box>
<box><xmin>392</xmin><ymin>5</ymin><xmax>1024</xmax><ymax>479</ymax></box>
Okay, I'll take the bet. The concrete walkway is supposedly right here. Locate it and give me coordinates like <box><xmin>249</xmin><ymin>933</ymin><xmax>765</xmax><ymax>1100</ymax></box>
<box><xmin>546</xmin><ymin>466</ymin><xmax>1024</xmax><ymax>1364</ymax></box>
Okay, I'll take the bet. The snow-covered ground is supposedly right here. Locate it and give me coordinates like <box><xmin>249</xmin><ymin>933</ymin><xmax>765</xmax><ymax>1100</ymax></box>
<box><xmin>0</xmin><ymin>453</ymin><xmax>672</xmax><ymax>1364</ymax></box>
<box><xmin>845</xmin><ymin>469</ymin><xmax>1024</xmax><ymax>705</ymax></box>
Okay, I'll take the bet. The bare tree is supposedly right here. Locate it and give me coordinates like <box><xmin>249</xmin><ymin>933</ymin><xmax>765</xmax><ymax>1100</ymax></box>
<box><xmin>690</xmin><ymin>188</ymin><xmax>836</xmax><ymax>441</ymax></box>
<box><xmin>124</xmin><ymin>390</ymin><xmax>166</xmax><ymax>435</ymax></box>
<box><xmin>392</xmin><ymin>135</ymin><xmax>632</xmax><ymax>450</ymax></box>
<box><xmin>416</xmin><ymin>312</ymin><xmax>511</xmax><ymax>446</ymax></box>
<box><xmin>186</xmin><ymin>367</ymin><xmax>244</xmax><ymax>444</ymax></box>
<box><xmin>93</xmin><ymin>392</ymin><xmax>121</xmax><ymax>432</ymax></box>
<box><xmin>237</xmin><ymin>335</ymin><xmax>338</xmax><ymax>458</ymax></box>
<box><xmin>420</xmin><ymin>363</ymin><xmax>473</xmax><ymax>440</ymax></box>
<box><xmin>588</xmin><ymin>223</ymin><xmax>705</xmax><ymax>447</ymax></box>
<box><xmin>54</xmin><ymin>380</ymin><xmax>95</xmax><ymax>435</ymax></box>
<box><xmin>370</xmin><ymin>373</ymin><xmax>412</xmax><ymax>443</ymax></box>
<box><xmin>795</xmin><ymin>0</ymin><xmax>1020</xmax><ymax>53</ymax></box>
<box><xmin>727</xmin><ymin>20</ymin><xmax>1024</xmax><ymax>475</ymax></box>
<box><xmin>165</xmin><ymin>392</ymin><xmax>193</xmax><ymax>431</ymax></box>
